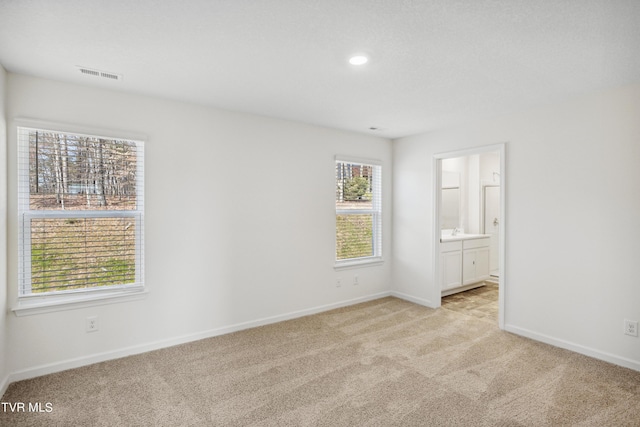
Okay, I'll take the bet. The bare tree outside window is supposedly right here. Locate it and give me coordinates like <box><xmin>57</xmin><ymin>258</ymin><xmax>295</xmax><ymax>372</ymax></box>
<box><xmin>29</xmin><ymin>132</ymin><xmax>138</xmax><ymax>211</ymax></box>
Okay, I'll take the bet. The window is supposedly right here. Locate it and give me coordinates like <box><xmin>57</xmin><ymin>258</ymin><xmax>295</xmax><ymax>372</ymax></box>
<box><xmin>335</xmin><ymin>158</ymin><xmax>382</xmax><ymax>265</ymax></box>
<box><xmin>17</xmin><ymin>126</ymin><xmax>144</xmax><ymax>304</ymax></box>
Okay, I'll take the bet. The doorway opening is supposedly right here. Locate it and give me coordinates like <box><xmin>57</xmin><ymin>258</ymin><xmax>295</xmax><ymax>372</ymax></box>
<box><xmin>434</xmin><ymin>144</ymin><xmax>505</xmax><ymax>329</ymax></box>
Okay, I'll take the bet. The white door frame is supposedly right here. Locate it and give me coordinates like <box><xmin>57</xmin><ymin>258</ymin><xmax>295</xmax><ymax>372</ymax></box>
<box><xmin>482</xmin><ymin>183</ymin><xmax>501</xmax><ymax>275</ymax></box>
<box><xmin>433</xmin><ymin>143</ymin><xmax>506</xmax><ymax>329</ymax></box>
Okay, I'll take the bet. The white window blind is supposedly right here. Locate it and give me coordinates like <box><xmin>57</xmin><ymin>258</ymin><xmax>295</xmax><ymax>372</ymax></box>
<box><xmin>18</xmin><ymin>127</ymin><xmax>144</xmax><ymax>296</ymax></box>
<box><xmin>335</xmin><ymin>159</ymin><xmax>382</xmax><ymax>263</ymax></box>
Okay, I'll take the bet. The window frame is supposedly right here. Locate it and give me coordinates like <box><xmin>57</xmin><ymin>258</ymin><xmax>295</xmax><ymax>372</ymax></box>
<box><xmin>14</xmin><ymin>120</ymin><xmax>147</xmax><ymax>316</ymax></box>
<box><xmin>334</xmin><ymin>156</ymin><xmax>383</xmax><ymax>269</ymax></box>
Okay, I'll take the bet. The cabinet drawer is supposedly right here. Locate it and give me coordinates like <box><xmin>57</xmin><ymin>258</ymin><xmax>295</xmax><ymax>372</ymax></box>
<box><xmin>441</xmin><ymin>240</ymin><xmax>462</xmax><ymax>252</ymax></box>
<box><xmin>463</xmin><ymin>238</ymin><xmax>490</xmax><ymax>250</ymax></box>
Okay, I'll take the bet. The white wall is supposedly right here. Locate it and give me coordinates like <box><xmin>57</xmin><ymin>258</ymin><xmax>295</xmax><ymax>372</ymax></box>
<box><xmin>4</xmin><ymin>74</ymin><xmax>392</xmax><ymax>380</ymax></box>
<box><xmin>0</xmin><ymin>65</ymin><xmax>8</xmax><ymax>391</ymax></box>
<box><xmin>392</xmin><ymin>83</ymin><xmax>640</xmax><ymax>370</ymax></box>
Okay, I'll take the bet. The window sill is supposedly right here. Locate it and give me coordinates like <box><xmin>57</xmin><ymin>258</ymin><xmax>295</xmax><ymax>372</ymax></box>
<box><xmin>334</xmin><ymin>257</ymin><xmax>384</xmax><ymax>270</ymax></box>
<box><xmin>13</xmin><ymin>287</ymin><xmax>148</xmax><ymax>317</ymax></box>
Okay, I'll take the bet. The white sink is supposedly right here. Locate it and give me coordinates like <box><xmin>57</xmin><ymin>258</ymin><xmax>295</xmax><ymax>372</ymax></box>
<box><xmin>441</xmin><ymin>233</ymin><xmax>488</xmax><ymax>242</ymax></box>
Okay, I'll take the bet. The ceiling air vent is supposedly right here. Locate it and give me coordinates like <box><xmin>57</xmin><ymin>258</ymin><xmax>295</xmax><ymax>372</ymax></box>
<box><xmin>77</xmin><ymin>66</ymin><xmax>122</xmax><ymax>81</ymax></box>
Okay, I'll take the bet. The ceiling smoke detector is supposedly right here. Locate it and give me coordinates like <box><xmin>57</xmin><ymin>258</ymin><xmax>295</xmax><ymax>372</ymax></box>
<box><xmin>77</xmin><ymin>66</ymin><xmax>122</xmax><ymax>81</ymax></box>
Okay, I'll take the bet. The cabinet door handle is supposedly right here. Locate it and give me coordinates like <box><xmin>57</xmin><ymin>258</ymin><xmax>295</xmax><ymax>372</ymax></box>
<box><xmin>493</xmin><ymin>217</ymin><xmax>499</xmax><ymax>226</ymax></box>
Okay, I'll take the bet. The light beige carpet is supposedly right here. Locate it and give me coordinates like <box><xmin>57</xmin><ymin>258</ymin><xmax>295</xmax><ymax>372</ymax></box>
<box><xmin>2</xmin><ymin>297</ymin><xmax>640</xmax><ymax>426</ymax></box>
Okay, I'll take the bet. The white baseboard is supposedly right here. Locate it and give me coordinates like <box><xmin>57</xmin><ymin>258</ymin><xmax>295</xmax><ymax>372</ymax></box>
<box><xmin>505</xmin><ymin>324</ymin><xmax>640</xmax><ymax>372</ymax></box>
<box><xmin>390</xmin><ymin>290</ymin><xmax>436</xmax><ymax>308</ymax></box>
<box><xmin>4</xmin><ymin>291</ymin><xmax>392</xmax><ymax>387</ymax></box>
<box><xmin>0</xmin><ymin>373</ymin><xmax>10</xmax><ymax>399</ymax></box>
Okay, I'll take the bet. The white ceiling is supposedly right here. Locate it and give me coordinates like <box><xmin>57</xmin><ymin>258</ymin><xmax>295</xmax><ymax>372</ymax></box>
<box><xmin>1</xmin><ymin>0</ymin><xmax>639</xmax><ymax>138</ymax></box>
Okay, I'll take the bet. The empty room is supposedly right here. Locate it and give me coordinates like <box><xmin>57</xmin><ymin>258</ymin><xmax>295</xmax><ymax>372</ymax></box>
<box><xmin>1</xmin><ymin>0</ymin><xmax>639</xmax><ymax>425</ymax></box>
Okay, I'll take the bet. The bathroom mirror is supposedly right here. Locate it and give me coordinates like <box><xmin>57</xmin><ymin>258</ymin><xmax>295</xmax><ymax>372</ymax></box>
<box><xmin>441</xmin><ymin>187</ymin><xmax>460</xmax><ymax>229</ymax></box>
<box><xmin>441</xmin><ymin>170</ymin><xmax>461</xmax><ymax>230</ymax></box>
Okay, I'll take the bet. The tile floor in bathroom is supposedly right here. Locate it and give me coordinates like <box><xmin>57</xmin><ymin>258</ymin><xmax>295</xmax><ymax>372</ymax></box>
<box><xmin>441</xmin><ymin>282</ymin><xmax>498</xmax><ymax>323</ymax></box>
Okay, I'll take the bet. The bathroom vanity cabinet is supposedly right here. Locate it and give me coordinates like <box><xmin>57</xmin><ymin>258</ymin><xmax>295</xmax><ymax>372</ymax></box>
<box><xmin>440</xmin><ymin>235</ymin><xmax>490</xmax><ymax>296</ymax></box>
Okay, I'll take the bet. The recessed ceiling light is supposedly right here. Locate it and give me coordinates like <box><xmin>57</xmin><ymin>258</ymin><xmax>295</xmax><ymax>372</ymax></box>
<box><xmin>349</xmin><ymin>55</ymin><xmax>368</xmax><ymax>66</ymax></box>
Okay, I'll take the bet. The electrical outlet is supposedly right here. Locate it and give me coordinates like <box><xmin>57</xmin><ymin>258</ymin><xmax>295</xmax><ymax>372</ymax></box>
<box><xmin>336</xmin><ymin>278</ymin><xmax>342</xmax><ymax>288</ymax></box>
<box><xmin>353</xmin><ymin>275</ymin><xmax>359</xmax><ymax>286</ymax></box>
<box><xmin>86</xmin><ymin>316</ymin><xmax>99</xmax><ymax>333</ymax></box>
<box><xmin>624</xmin><ymin>319</ymin><xmax>638</xmax><ymax>337</ymax></box>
